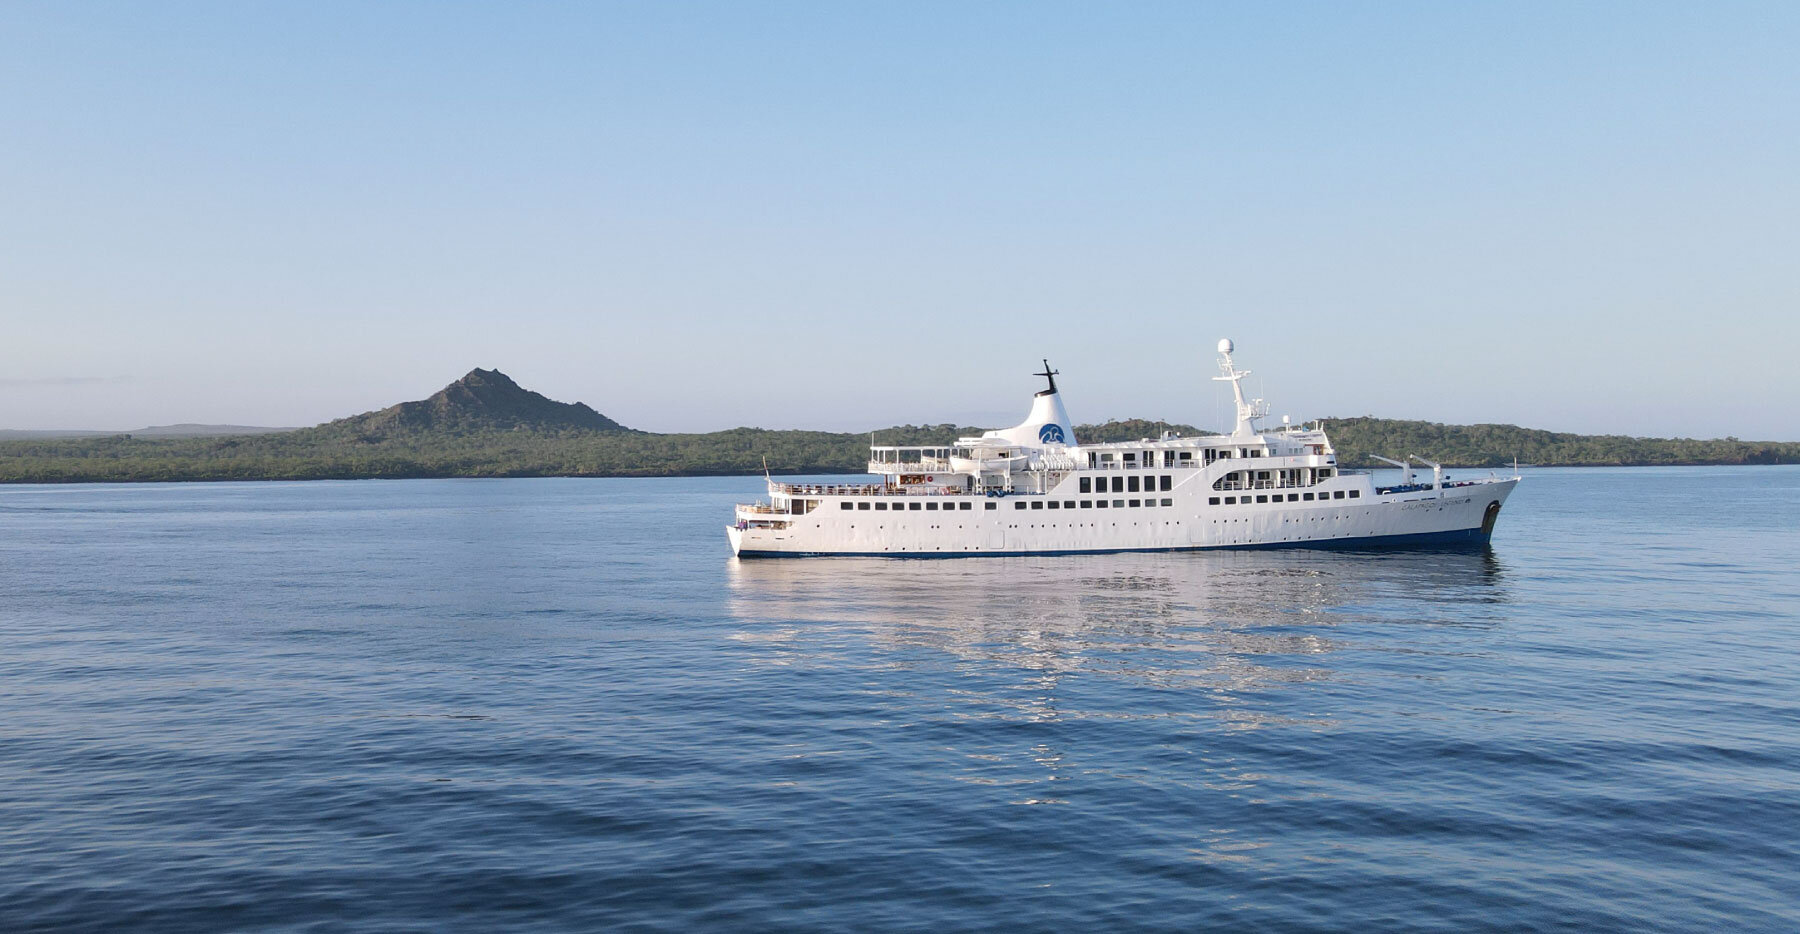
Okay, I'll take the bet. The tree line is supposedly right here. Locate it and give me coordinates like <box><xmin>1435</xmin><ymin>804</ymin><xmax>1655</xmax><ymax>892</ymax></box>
<box><xmin>0</xmin><ymin>417</ymin><xmax>1793</xmax><ymax>483</ymax></box>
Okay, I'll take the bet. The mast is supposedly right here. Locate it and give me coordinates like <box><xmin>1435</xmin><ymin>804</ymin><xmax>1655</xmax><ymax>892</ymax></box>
<box><xmin>1034</xmin><ymin>359</ymin><xmax>1059</xmax><ymax>396</ymax></box>
<box><xmin>1211</xmin><ymin>338</ymin><xmax>1268</xmax><ymax>437</ymax></box>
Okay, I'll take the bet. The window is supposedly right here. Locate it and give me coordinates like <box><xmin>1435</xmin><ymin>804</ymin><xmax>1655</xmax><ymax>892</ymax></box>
<box><xmin>985</xmin><ymin>502</ymin><xmax>997</xmax><ymax>510</ymax></box>
<box><xmin>1047</xmin><ymin>501</ymin><xmax>1059</xmax><ymax>509</ymax></box>
<box><xmin>841</xmin><ymin>502</ymin><xmax>854</xmax><ymax>510</ymax></box>
<box><xmin>1224</xmin><ymin>496</ymin><xmax>1235</xmax><ymax>504</ymax></box>
<box><xmin>1015</xmin><ymin>502</ymin><xmax>1027</xmax><ymax>510</ymax></box>
<box><xmin>1179</xmin><ymin>452</ymin><xmax>1192</xmax><ymax>462</ymax></box>
<box><xmin>1349</xmin><ymin>490</ymin><xmax>1361</xmax><ymax>499</ymax></box>
<box><xmin>909</xmin><ymin>503</ymin><xmax>921</xmax><ymax>510</ymax></box>
<box><xmin>1209</xmin><ymin>497</ymin><xmax>1220</xmax><ymax>505</ymax></box>
<box><xmin>1128</xmin><ymin>476</ymin><xmax>1140</xmax><ymax>493</ymax></box>
<box><xmin>1161</xmin><ymin>498</ymin><xmax>1172</xmax><ymax>506</ymax></box>
<box><xmin>1160</xmin><ymin>476</ymin><xmax>1172</xmax><ymax>492</ymax></box>
<box><xmin>926</xmin><ymin>502</ymin><xmax>938</xmax><ymax>510</ymax></box>
<box><xmin>1079</xmin><ymin>477</ymin><xmax>1091</xmax><ymax>494</ymax></box>
<box><xmin>1256</xmin><ymin>495</ymin><xmax>1268</xmax><ymax>503</ymax></box>
<box><xmin>1113</xmin><ymin>500</ymin><xmax>1124</xmax><ymax>508</ymax></box>
<box><xmin>1287</xmin><ymin>494</ymin><xmax>1299</xmax><ymax>502</ymax></box>
<box><xmin>1064</xmin><ymin>501</ymin><xmax>1075</xmax><ymax>509</ymax></box>
<box><xmin>1078</xmin><ymin>500</ymin><xmax>1090</xmax><ymax>508</ymax></box>
<box><xmin>1333</xmin><ymin>491</ymin><xmax>1345</xmax><ymax>499</ymax></box>
<box><xmin>875</xmin><ymin>502</ymin><xmax>887</xmax><ymax>510</ymax></box>
<box><xmin>858</xmin><ymin>502</ymin><xmax>871</xmax><ymax>510</ymax></box>
<box><xmin>1129</xmin><ymin>499</ymin><xmax>1141</xmax><ymax>507</ymax></box>
<box><xmin>959</xmin><ymin>502</ymin><xmax>971</xmax><ymax>511</ymax></box>
<box><xmin>1303</xmin><ymin>493</ymin><xmax>1313</xmax><ymax>501</ymax></box>
<box><xmin>1111</xmin><ymin>477</ymin><xmax>1125</xmax><ymax>493</ymax></box>
<box><xmin>1096</xmin><ymin>500</ymin><xmax>1108</xmax><ymax>508</ymax></box>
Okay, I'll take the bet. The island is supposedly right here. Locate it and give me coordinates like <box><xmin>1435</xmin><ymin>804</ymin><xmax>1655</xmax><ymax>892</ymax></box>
<box><xmin>1</xmin><ymin>369</ymin><xmax>1794</xmax><ymax>483</ymax></box>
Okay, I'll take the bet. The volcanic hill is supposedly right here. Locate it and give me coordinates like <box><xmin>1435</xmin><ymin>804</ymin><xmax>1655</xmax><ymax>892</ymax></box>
<box><xmin>311</xmin><ymin>368</ymin><xmax>632</xmax><ymax>438</ymax></box>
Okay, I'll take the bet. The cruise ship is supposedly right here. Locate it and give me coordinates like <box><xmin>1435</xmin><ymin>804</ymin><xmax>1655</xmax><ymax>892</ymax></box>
<box><xmin>727</xmin><ymin>340</ymin><xmax>1518</xmax><ymax>557</ymax></box>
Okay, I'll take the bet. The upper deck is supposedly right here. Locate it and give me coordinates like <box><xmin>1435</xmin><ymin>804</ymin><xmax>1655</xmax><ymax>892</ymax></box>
<box><xmin>867</xmin><ymin>446</ymin><xmax>955</xmax><ymax>475</ymax></box>
<box><xmin>867</xmin><ymin>427</ymin><xmax>1334</xmax><ymax>477</ymax></box>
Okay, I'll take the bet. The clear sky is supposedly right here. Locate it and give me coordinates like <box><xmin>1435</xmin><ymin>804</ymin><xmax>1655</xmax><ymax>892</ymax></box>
<box><xmin>2</xmin><ymin>1</ymin><xmax>1796</xmax><ymax>438</ymax></box>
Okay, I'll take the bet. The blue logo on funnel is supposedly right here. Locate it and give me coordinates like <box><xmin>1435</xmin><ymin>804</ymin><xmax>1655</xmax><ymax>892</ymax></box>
<box><xmin>1038</xmin><ymin>424</ymin><xmax>1065</xmax><ymax>444</ymax></box>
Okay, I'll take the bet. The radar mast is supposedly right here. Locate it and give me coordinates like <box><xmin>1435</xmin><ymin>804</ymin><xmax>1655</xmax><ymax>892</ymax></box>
<box><xmin>1212</xmin><ymin>338</ymin><xmax>1269</xmax><ymax>437</ymax></box>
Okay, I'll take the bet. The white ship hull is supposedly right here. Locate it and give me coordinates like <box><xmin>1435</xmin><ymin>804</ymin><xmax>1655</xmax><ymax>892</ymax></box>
<box><xmin>729</xmin><ymin>477</ymin><xmax>1516</xmax><ymax>558</ymax></box>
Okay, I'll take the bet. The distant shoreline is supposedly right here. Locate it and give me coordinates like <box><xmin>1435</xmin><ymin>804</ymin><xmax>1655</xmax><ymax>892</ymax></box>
<box><xmin>5</xmin><ymin>372</ymin><xmax>1794</xmax><ymax>484</ymax></box>
<box><xmin>3</xmin><ymin>461</ymin><xmax>1796</xmax><ymax>486</ymax></box>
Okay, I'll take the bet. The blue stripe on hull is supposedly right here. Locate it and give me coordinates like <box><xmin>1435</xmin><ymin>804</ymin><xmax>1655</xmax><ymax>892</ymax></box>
<box><xmin>734</xmin><ymin>525</ymin><xmax>1494</xmax><ymax>559</ymax></box>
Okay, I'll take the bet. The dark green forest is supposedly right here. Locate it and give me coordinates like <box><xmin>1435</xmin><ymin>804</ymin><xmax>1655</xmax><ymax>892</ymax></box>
<box><xmin>1320</xmin><ymin>417</ymin><xmax>1800</xmax><ymax>468</ymax></box>
<box><xmin>2</xmin><ymin>369</ymin><xmax>1793</xmax><ymax>483</ymax></box>
<box><xmin>2</xmin><ymin>417</ymin><xmax>1794</xmax><ymax>484</ymax></box>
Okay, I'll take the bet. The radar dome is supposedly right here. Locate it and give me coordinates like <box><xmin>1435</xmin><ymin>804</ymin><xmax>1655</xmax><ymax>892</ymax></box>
<box><xmin>1217</xmin><ymin>338</ymin><xmax>1234</xmax><ymax>354</ymax></box>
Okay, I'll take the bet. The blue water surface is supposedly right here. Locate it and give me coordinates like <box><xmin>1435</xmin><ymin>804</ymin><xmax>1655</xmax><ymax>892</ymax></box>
<box><xmin>2</xmin><ymin>467</ymin><xmax>1798</xmax><ymax>932</ymax></box>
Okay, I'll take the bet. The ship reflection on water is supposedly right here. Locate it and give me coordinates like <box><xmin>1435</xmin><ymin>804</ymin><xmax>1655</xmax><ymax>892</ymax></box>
<box><xmin>724</xmin><ymin>549</ymin><xmax>1511</xmax><ymax>818</ymax></box>
<box><xmin>726</xmin><ymin>548</ymin><xmax>1509</xmax><ymax>724</ymax></box>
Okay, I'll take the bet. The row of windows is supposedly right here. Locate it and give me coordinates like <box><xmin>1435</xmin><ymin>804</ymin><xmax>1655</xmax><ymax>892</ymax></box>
<box><xmin>1208</xmin><ymin>490</ymin><xmax>1360</xmax><ymax>505</ymax></box>
<box><xmin>842</xmin><ymin>500</ymin><xmax>976</xmax><ymax>511</ymax></box>
<box><xmin>833</xmin><ymin>489</ymin><xmax>1360</xmax><ymax>513</ymax></box>
<box><xmin>1080</xmin><ymin>475</ymin><xmax>1173</xmax><ymax>494</ymax></box>
<box><xmin>1088</xmin><ymin>447</ymin><xmax>1272</xmax><ymax>468</ymax></box>
<box><xmin>1090</xmin><ymin>451</ymin><xmax>1196</xmax><ymax>467</ymax></box>
<box><xmin>1015</xmin><ymin>498</ymin><xmax>1172</xmax><ymax>510</ymax></box>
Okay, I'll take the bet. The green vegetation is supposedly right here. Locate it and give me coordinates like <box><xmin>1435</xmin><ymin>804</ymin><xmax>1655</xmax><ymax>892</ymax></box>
<box><xmin>1</xmin><ymin>370</ymin><xmax>1793</xmax><ymax>483</ymax></box>
<box><xmin>1321</xmin><ymin>417</ymin><xmax>1800</xmax><ymax>468</ymax></box>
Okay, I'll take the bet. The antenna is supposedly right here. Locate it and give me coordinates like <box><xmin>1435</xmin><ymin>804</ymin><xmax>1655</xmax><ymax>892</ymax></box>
<box><xmin>1034</xmin><ymin>359</ymin><xmax>1059</xmax><ymax>395</ymax></box>
<box><xmin>1212</xmin><ymin>338</ymin><xmax>1269</xmax><ymax>437</ymax></box>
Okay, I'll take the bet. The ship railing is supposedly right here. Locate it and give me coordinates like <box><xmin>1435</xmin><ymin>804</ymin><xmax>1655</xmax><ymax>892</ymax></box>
<box><xmin>1373</xmin><ymin>477</ymin><xmax>1506</xmax><ymax>495</ymax></box>
<box><xmin>866</xmin><ymin>458</ymin><xmax>957</xmax><ymax>474</ymax></box>
<box><xmin>867</xmin><ymin>446</ymin><xmax>956</xmax><ymax>464</ymax></box>
<box><xmin>732</xmin><ymin>518</ymin><xmax>792</xmax><ymax>530</ymax></box>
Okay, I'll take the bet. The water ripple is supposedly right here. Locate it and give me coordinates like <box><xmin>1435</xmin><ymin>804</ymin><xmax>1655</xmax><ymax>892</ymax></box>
<box><xmin>2</xmin><ymin>468</ymin><xmax>1798</xmax><ymax>931</ymax></box>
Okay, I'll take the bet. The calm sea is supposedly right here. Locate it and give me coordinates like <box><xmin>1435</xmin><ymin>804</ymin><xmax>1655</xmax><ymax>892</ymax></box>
<box><xmin>3</xmin><ymin>467</ymin><xmax>1798</xmax><ymax>932</ymax></box>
